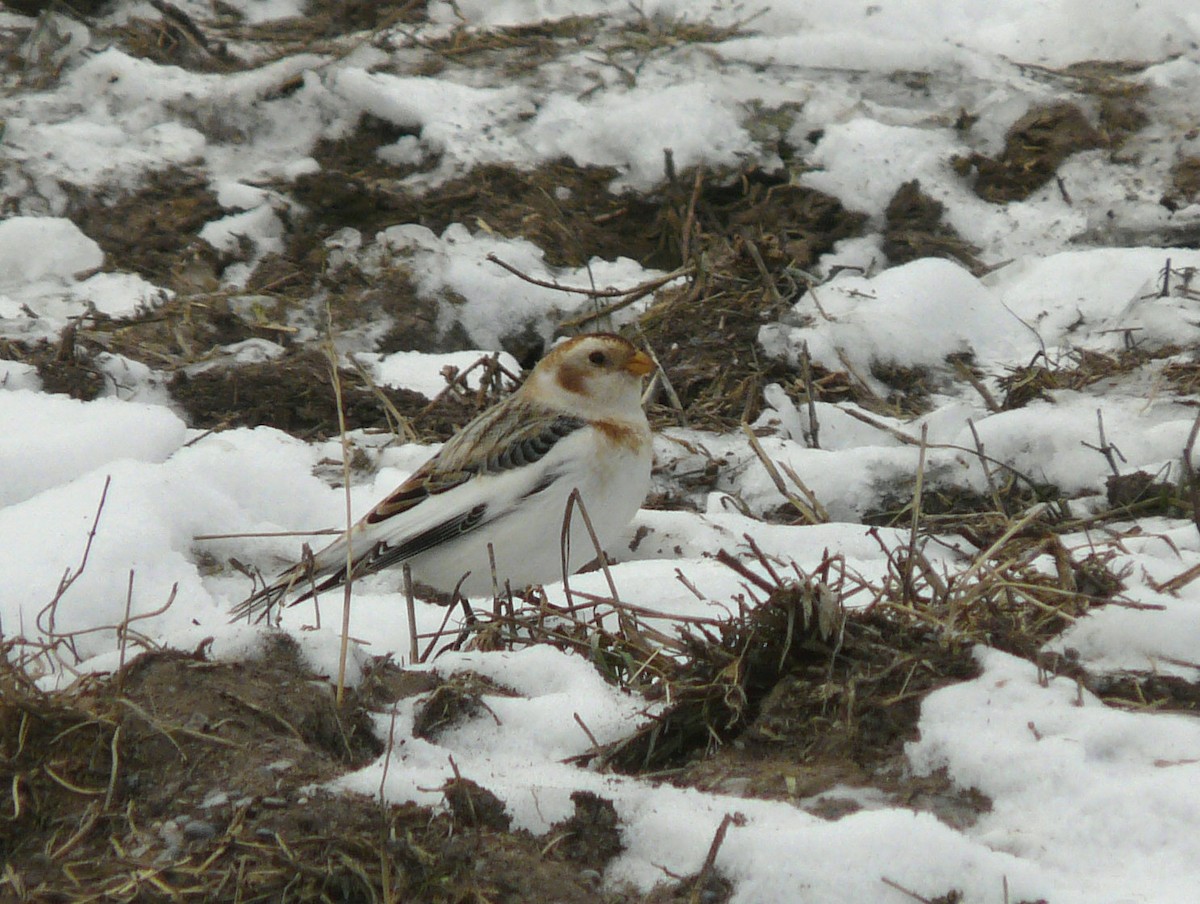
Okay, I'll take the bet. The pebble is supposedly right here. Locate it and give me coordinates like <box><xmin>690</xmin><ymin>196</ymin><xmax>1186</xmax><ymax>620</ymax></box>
<box><xmin>199</xmin><ymin>790</ymin><xmax>229</xmax><ymax>809</ymax></box>
<box><xmin>183</xmin><ymin>819</ymin><xmax>217</xmax><ymax>841</ymax></box>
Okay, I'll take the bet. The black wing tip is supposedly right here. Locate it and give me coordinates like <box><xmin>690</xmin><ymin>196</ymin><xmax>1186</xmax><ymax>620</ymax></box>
<box><xmin>228</xmin><ymin>562</ymin><xmax>353</xmax><ymax>624</ymax></box>
<box><xmin>228</xmin><ymin>586</ymin><xmax>281</xmax><ymax>624</ymax></box>
<box><xmin>228</xmin><ymin>568</ymin><xmax>305</xmax><ymax>624</ymax></box>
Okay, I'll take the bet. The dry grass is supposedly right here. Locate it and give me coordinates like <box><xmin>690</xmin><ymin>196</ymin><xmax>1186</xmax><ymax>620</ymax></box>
<box><xmin>994</xmin><ymin>344</ymin><xmax>1188</xmax><ymax>411</ymax></box>
<box><xmin>414</xmin><ymin>497</ymin><xmax>1140</xmax><ymax>784</ymax></box>
<box><xmin>1</xmin><ymin>431</ymin><xmax>1181</xmax><ymax>902</ymax></box>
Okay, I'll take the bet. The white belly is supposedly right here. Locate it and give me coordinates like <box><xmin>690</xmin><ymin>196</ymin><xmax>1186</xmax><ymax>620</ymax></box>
<box><xmin>405</xmin><ymin>425</ymin><xmax>651</xmax><ymax>597</ymax></box>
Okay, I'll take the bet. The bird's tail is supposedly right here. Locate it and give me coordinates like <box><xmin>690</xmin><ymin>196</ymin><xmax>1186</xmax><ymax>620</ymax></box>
<box><xmin>228</xmin><ymin>548</ymin><xmax>351</xmax><ymax>624</ymax></box>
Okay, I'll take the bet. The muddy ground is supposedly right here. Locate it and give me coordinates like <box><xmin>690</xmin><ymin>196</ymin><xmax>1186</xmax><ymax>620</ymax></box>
<box><xmin>2</xmin><ymin>4</ymin><xmax>1197</xmax><ymax>903</ymax></box>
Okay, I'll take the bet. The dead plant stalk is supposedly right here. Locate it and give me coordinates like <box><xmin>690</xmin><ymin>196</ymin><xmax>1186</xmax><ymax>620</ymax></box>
<box><xmin>324</xmin><ymin>339</ymin><xmax>354</xmax><ymax>707</ymax></box>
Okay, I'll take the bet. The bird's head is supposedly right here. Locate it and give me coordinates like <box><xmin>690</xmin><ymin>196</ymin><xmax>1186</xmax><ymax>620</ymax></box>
<box><xmin>525</xmin><ymin>332</ymin><xmax>653</xmax><ymax>419</ymax></box>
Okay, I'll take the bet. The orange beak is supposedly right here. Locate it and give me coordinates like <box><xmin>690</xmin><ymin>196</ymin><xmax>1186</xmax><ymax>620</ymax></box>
<box><xmin>625</xmin><ymin>350</ymin><xmax>655</xmax><ymax>377</ymax></box>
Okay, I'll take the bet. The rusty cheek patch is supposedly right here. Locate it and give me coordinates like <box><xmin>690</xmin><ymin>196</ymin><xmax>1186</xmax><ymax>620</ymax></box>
<box><xmin>592</xmin><ymin>418</ymin><xmax>646</xmax><ymax>453</ymax></box>
<box><xmin>555</xmin><ymin>362</ymin><xmax>586</xmax><ymax>396</ymax></box>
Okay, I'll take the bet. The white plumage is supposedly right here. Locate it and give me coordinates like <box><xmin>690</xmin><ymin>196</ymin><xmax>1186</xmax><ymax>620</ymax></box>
<box><xmin>231</xmin><ymin>333</ymin><xmax>654</xmax><ymax>620</ymax></box>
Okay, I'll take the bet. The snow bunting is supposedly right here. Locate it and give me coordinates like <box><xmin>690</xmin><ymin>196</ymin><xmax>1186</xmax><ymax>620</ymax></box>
<box><xmin>231</xmin><ymin>333</ymin><xmax>654</xmax><ymax>621</ymax></box>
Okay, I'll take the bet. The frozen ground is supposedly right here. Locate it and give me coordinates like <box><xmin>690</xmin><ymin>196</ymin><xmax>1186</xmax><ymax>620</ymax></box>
<box><xmin>3</xmin><ymin>1</ymin><xmax>1200</xmax><ymax>902</ymax></box>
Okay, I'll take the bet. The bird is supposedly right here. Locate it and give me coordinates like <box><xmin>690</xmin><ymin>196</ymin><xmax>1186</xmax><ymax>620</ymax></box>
<box><xmin>231</xmin><ymin>332</ymin><xmax>655</xmax><ymax>622</ymax></box>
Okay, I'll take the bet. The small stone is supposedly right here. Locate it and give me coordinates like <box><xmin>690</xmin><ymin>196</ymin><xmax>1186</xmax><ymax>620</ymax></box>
<box><xmin>158</xmin><ymin>819</ymin><xmax>184</xmax><ymax>852</ymax></box>
<box><xmin>199</xmin><ymin>791</ymin><xmax>229</xmax><ymax>809</ymax></box>
<box><xmin>183</xmin><ymin>819</ymin><xmax>217</xmax><ymax>840</ymax></box>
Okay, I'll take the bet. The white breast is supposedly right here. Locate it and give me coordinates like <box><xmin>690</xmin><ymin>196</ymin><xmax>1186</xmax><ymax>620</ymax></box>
<box><xmin>405</xmin><ymin>421</ymin><xmax>652</xmax><ymax>597</ymax></box>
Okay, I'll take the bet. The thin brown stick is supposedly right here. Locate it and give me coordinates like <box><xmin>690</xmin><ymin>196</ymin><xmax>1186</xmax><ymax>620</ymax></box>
<box><xmin>840</xmin><ymin>406</ymin><xmax>1047</xmax><ymax>497</ymax></box>
<box><xmin>967</xmin><ymin>417</ymin><xmax>1004</xmax><ymax>514</ymax></box>
<box><xmin>1182</xmin><ymin>409</ymin><xmax>1200</xmax><ymax>539</ymax></box>
<box><xmin>634</xmin><ymin>324</ymin><xmax>687</xmax><ymax>426</ymax></box>
<box><xmin>420</xmin><ymin>594</ymin><xmax>463</xmax><ymax>663</ymax></box>
<box><xmin>194</xmin><ymin>529</ymin><xmax>341</xmax><ymax>541</ymax></box>
<box><xmin>903</xmin><ymin>424</ymin><xmax>930</xmax><ymax>605</ymax></box>
<box><xmin>952</xmin><ymin>357</ymin><xmax>1000</xmax><ymax>412</ymax></box>
<box><xmin>799</xmin><ymin>341</ymin><xmax>821</xmax><ymax>449</ymax></box>
<box><xmin>1151</xmin><ymin>560</ymin><xmax>1200</xmax><ymax>595</ymax></box>
<box><xmin>403</xmin><ymin>564</ymin><xmax>419</xmax><ymax>665</ymax></box>
<box><xmin>741</xmin><ymin>423</ymin><xmax>824</xmax><ymax>524</ymax></box>
<box><xmin>679</xmin><ymin>164</ymin><xmax>705</xmax><ymax>264</ymax></box>
<box><xmin>489</xmin><ymin>251</ymin><xmax>688</xmax><ymax>300</ymax></box>
<box><xmin>1081</xmin><ymin>408</ymin><xmax>1125</xmax><ymax>476</ymax></box>
<box><xmin>690</xmin><ymin>812</ymin><xmax>745</xmax><ymax>904</ymax></box>
<box><xmin>559</xmin><ymin>269</ymin><xmax>691</xmax><ymax>331</ymax></box>
<box><xmin>559</xmin><ymin>488</ymin><xmax>621</xmax><ymax>615</ymax></box>
<box><xmin>347</xmin><ymin>353</ymin><xmax>418</xmax><ymax>442</ymax></box>
<box><xmin>325</xmin><ymin>340</ymin><xmax>355</xmax><ymax>707</ymax></box>
<box><xmin>881</xmin><ymin>876</ymin><xmax>936</xmax><ymax>904</ymax></box>
<box><xmin>573</xmin><ymin>712</ymin><xmax>600</xmax><ymax>750</ymax></box>
<box><xmin>39</xmin><ymin>475</ymin><xmax>112</xmax><ymax>644</ymax></box>
<box><xmin>116</xmin><ymin>571</ymin><xmax>135</xmax><ymax>694</ymax></box>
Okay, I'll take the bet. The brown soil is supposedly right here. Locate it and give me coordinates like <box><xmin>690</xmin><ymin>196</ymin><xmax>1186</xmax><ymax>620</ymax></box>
<box><xmin>955</xmin><ymin>102</ymin><xmax>1105</xmax><ymax>202</ymax></box>
<box><xmin>882</xmin><ymin>179</ymin><xmax>984</xmax><ymax>274</ymax></box>
<box><xmin>0</xmin><ymin>639</ymin><xmax>716</xmax><ymax>902</ymax></box>
<box><xmin>1164</xmin><ymin>156</ymin><xmax>1200</xmax><ymax>210</ymax></box>
<box><xmin>70</xmin><ymin>168</ymin><xmax>225</xmax><ymax>287</ymax></box>
<box><xmin>639</xmin><ymin>167</ymin><xmax>868</xmax><ymax>430</ymax></box>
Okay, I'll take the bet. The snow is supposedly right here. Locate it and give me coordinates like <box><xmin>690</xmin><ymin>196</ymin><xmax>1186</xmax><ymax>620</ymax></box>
<box><xmin>364</xmin><ymin>348</ymin><xmax>522</xmax><ymax>399</ymax></box>
<box><xmin>378</xmin><ymin>224</ymin><xmax>670</xmax><ymax>347</ymax></box>
<box><xmin>909</xmin><ymin>648</ymin><xmax>1200</xmax><ymax>903</ymax></box>
<box><xmin>4</xmin><ymin>0</ymin><xmax>1200</xmax><ymax>901</ymax></box>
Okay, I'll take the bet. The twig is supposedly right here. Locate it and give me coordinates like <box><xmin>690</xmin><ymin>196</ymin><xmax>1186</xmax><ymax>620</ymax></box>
<box><xmin>952</xmin><ymin>357</ymin><xmax>1000</xmax><ymax>412</ymax></box>
<box><xmin>194</xmin><ymin>529</ymin><xmax>342</xmax><ymax>541</ymax></box>
<box><xmin>799</xmin><ymin>341</ymin><xmax>821</xmax><ymax>448</ymax></box>
<box><xmin>834</xmin><ymin>348</ymin><xmax>878</xmax><ymax>399</ymax></box>
<box><xmin>219</xmin><ymin>690</ymin><xmax>304</xmax><ymax>740</ymax></box>
<box><xmin>1181</xmin><ymin>410</ymin><xmax>1200</xmax><ymax>539</ymax></box>
<box><xmin>116</xmin><ymin>571</ymin><xmax>135</xmax><ymax>694</ymax></box>
<box><xmin>535</xmin><ymin>588</ymin><xmax>723</xmax><ymax>626</ymax></box>
<box><xmin>39</xmin><ymin>475</ymin><xmax>112</xmax><ymax>645</ymax></box>
<box><xmin>488</xmin><ymin>251</ymin><xmax>687</xmax><ymax>301</ymax></box>
<box><xmin>903</xmin><ymin>425</ymin><xmax>929</xmax><ymax>605</ymax></box>
<box><xmin>420</xmin><ymin>592</ymin><xmax>465</xmax><ymax>663</ymax></box>
<box><xmin>741</xmin><ymin>424</ymin><xmax>825</xmax><ymax>523</ymax></box>
<box><xmin>325</xmin><ymin>339</ymin><xmax>355</xmax><ymax>708</ymax></box>
<box><xmin>403</xmin><ymin>564</ymin><xmax>419</xmax><ymax>665</ymax></box>
<box><xmin>881</xmin><ymin>876</ymin><xmax>937</xmax><ymax>904</ymax></box>
<box><xmin>559</xmin><ymin>268</ymin><xmax>692</xmax><ymax>331</ymax></box>
<box><xmin>559</xmin><ymin>488</ymin><xmax>621</xmax><ymax>613</ymax></box>
<box><xmin>1151</xmin><ymin>560</ymin><xmax>1200</xmax><ymax>595</ymax></box>
<box><xmin>104</xmin><ymin>726</ymin><xmax>121</xmax><ymax>810</ymax></box>
<box><xmin>348</xmin><ymin>353</ymin><xmax>418</xmax><ymax>442</ymax></box>
<box><xmin>1080</xmin><ymin>408</ymin><xmax>1125</xmax><ymax>476</ymax></box>
<box><xmin>840</xmin><ymin>406</ymin><xmax>1049</xmax><ymax>499</ymax></box>
<box><xmin>378</xmin><ymin>704</ymin><xmax>401</xmax><ymax>904</ymax></box>
<box><xmin>679</xmin><ymin>164</ymin><xmax>705</xmax><ymax>265</ymax></box>
<box><xmin>740</xmin><ymin>230</ymin><xmax>785</xmax><ymax>310</ymax></box>
<box><xmin>149</xmin><ymin>0</ymin><xmax>215</xmax><ymax>53</ymax></box>
<box><xmin>634</xmin><ymin>324</ymin><xmax>687</xmax><ymax>426</ymax></box>
<box><xmin>690</xmin><ymin>812</ymin><xmax>744</xmax><ymax>904</ymax></box>
<box><xmin>573</xmin><ymin>712</ymin><xmax>600</xmax><ymax>750</ymax></box>
<box><xmin>967</xmin><ymin>418</ymin><xmax>1004</xmax><ymax>514</ymax></box>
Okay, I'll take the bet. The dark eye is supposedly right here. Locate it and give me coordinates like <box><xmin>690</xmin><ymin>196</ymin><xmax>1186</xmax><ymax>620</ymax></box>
<box><xmin>588</xmin><ymin>350</ymin><xmax>607</xmax><ymax>366</ymax></box>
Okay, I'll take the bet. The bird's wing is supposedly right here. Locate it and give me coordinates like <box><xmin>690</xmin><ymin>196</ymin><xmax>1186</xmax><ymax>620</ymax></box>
<box><xmin>363</xmin><ymin>403</ymin><xmax>585</xmax><ymax>525</ymax></box>
<box><xmin>230</xmin><ymin>403</ymin><xmax>587</xmax><ymax>621</ymax></box>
